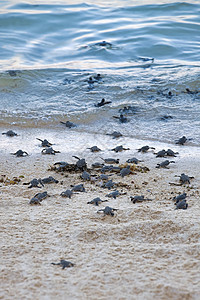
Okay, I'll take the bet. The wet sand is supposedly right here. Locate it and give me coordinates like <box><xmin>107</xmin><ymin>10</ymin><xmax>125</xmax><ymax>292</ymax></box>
<box><xmin>0</xmin><ymin>128</ymin><xmax>200</xmax><ymax>300</ymax></box>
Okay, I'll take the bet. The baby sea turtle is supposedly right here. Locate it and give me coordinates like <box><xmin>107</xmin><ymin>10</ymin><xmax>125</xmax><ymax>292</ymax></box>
<box><xmin>95</xmin><ymin>40</ymin><xmax>112</xmax><ymax>47</ymax></box>
<box><xmin>11</xmin><ymin>150</ymin><xmax>28</xmax><ymax>157</ymax></box>
<box><xmin>87</xmin><ymin>197</ymin><xmax>108</xmax><ymax>206</ymax></box>
<box><xmin>113</xmin><ymin>114</ymin><xmax>128</xmax><ymax>123</ymax></box>
<box><xmin>102</xmin><ymin>179</ymin><xmax>115</xmax><ymax>190</ymax></box>
<box><xmin>97</xmin><ymin>206</ymin><xmax>118</xmax><ymax>216</ymax></box>
<box><xmin>92</xmin><ymin>162</ymin><xmax>104</xmax><ymax>169</ymax></box>
<box><xmin>130</xmin><ymin>195</ymin><xmax>152</xmax><ymax>203</ymax></box>
<box><xmin>54</xmin><ymin>161</ymin><xmax>69</xmax><ymax>171</ymax></box>
<box><xmin>41</xmin><ymin>176</ymin><xmax>59</xmax><ymax>184</ymax></box>
<box><xmin>156</xmin><ymin>160</ymin><xmax>175</xmax><ymax>169</ymax></box>
<box><xmin>111</xmin><ymin>145</ymin><xmax>130</xmax><ymax>153</ymax></box>
<box><xmin>73</xmin><ymin>156</ymin><xmax>87</xmax><ymax>170</ymax></box>
<box><xmin>101</xmin><ymin>158</ymin><xmax>119</xmax><ymax>164</ymax></box>
<box><xmin>178</xmin><ymin>173</ymin><xmax>193</xmax><ymax>185</ymax></box>
<box><xmin>155</xmin><ymin>149</ymin><xmax>167</xmax><ymax>158</ymax></box>
<box><xmin>175</xmin><ymin>199</ymin><xmax>188</xmax><ymax>210</ymax></box>
<box><xmin>120</xmin><ymin>166</ymin><xmax>131</xmax><ymax>177</ymax></box>
<box><xmin>51</xmin><ymin>260</ymin><xmax>74</xmax><ymax>269</ymax></box>
<box><xmin>29</xmin><ymin>191</ymin><xmax>49</xmax><ymax>205</ymax></box>
<box><xmin>23</xmin><ymin>178</ymin><xmax>44</xmax><ymax>188</ymax></box>
<box><xmin>81</xmin><ymin>171</ymin><xmax>91</xmax><ymax>181</ymax></box>
<box><xmin>95</xmin><ymin>98</ymin><xmax>112</xmax><ymax>107</ymax></box>
<box><xmin>60</xmin><ymin>189</ymin><xmax>73</xmax><ymax>198</ymax></box>
<box><xmin>100</xmin><ymin>165</ymin><xmax>114</xmax><ymax>173</ymax></box>
<box><xmin>2</xmin><ymin>130</ymin><xmax>18</xmax><ymax>137</ymax></box>
<box><xmin>166</xmin><ymin>149</ymin><xmax>178</xmax><ymax>157</ymax></box>
<box><xmin>118</xmin><ymin>106</ymin><xmax>138</xmax><ymax>115</ymax></box>
<box><xmin>106</xmin><ymin>190</ymin><xmax>126</xmax><ymax>199</ymax></box>
<box><xmin>93</xmin><ymin>74</ymin><xmax>102</xmax><ymax>81</ymax></box>
<box><xmin>107</xmin><ymin>131</ymin><xmax>123</xmax><ymax>139</ymax></box>
<box><xmin>137</xmin><ymin>145</ymin><xmax>155</xmax><ymax>153</ymax></box>
<box><xmin>60</xmin><ymin>121</ymin><xmax>76</xmax><ymax>128</ymax></box>
<box><xmin>42</xmin><ymin>147</ymin><xmax>60</xmax><ymax>155</ymax></box>
<box><xmin>71</xmin><ymin>184</ymin><xmax>85</xmax><ymax>192</ymax></box>
<box><xmin>36</xmin><ymin>138</ymin><xmax>53</xmax><ymax>147</ymax></box>
<box><xmin>126</xmin><ymin>157</ymin><xmax>142</xmax><ymax>164</ymax></box>
<box><xmin>173</xmin><ymin>192</ymin><xmax>187</xmax><ymax>204</ymax></box>
<box><xmin>175</xmin><ymin>136</ymin><xmax>187</xmax><ymax>145</ymax></box>
<box><xmin>87</xmin><ymin>146</ymin><xmax>102</xmax><ymax>152</ymax></box>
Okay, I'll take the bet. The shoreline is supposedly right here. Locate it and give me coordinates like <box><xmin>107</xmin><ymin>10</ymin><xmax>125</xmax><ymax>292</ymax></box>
<box><xmin>1</xmin><ymin>127</ymin><xmax>200</xmax><ymax>299</ymax></box>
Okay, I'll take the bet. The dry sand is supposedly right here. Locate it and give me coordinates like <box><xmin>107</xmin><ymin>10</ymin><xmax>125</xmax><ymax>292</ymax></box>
<box><xmin>0</xmin><ymin>129</ymin><xmax>200</xmax><ymax>300</ymax></box>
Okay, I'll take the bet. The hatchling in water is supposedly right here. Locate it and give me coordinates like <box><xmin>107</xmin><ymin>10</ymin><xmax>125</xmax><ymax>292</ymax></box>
<box><xmin>101</xmin><ymin>157</ymin><xmax>119</xmax><ymax>164</ymax></box>
<box><xmin>42</xmin><ymin>147</ymin><xmax>60</xmax><ymax>155</ymax></box>
<box><xmin>95</xmin><ymin>98</ymin><xmax>112</xmax><ymax>107</ymax></box>
<box><xmin>156</xmin><ymin>160</ymin><xmax>175</xmax><ymax>169</ymax></box>
<box><xmin>137</xmin><ymin>145</ymin><xmax>155</xmax><ymax>153</ymax></box>
<box><xmin>97</xmin><ymin>206</ymin><xmax>118</xmax><ymax>216</ymax></box>
<box><xmin>71</xmin><ymin>184</ymin><xmax>85</xmax><ymax>192</ymax></box>
<box><xmin>113</xmin><ymin>113</ymin><xmax>128</xmax><ymax>123</ymax></box>
<box><xmin>87</xmin><ymin>146</ymin><xmax>102</xmax><ymax>152</ymax></box>
<box><xmin>60</xmin><ymin>189</ymin><xmax>73</xmax><ymax>198</ymax></box>
<box><xmin>60</xmin><ymin>120</ymin><xmax>76</xmax><ymax>128</ymax></box>
<box><xmin>36</xmin><ymin>138</ymin><xmax>53</xmax><ymax>147</ymax></box>
<box><xmin>111</xmin><ymin>145</ymin><xmax>130</xmax><ymax>153</ymax></box>
<box><xmin>41</xmin><ymin>176</ymin><xmax>59</xmax><ymax>184</ymax></box>
<box><xmin>175</xmin><ymin>199</ymin><xmax>188</xmax><ymax>210</ymax></box>
<box><xmin>108</xmin><ymin>131</ymin><xmax>123</xmax><ymax>139</ymax></box>
<box><xmin>23</xmin><ymin>178</ymin><xmax>44</xmax><ymax>188</ymax></box>
<box><xmin>11</xmin><ymin>150</ymin><xmax>28</xmax><ymax>157</ymax></box>
<box><xmin>2</xmin><ymin>130</ymin><xmax>18</xmax><ymax>137</ymax></box>
<box><xmin>130</xmin><ymin>195</ymin><xmax>152</xmax><ymax>204</ymax></box>
<box><xmin>51</xmin><ymin>260</ymin><xmax>74</xmax><ymax>269</ymax></box>
<box><xmin>87</xmin><ymin>197</ymin><xmax>108</xmax><ymax>206</ymax></box>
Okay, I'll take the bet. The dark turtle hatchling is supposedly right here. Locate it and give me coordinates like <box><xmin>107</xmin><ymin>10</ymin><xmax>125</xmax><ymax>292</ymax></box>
<box><xmin>173</xmin><ymin>192</ymin><xmax>187</xmax><ymax>204</ymax></box>
<box><xmin>166</xmin><ymin>149</ymin><xmax>178</xmax><ymax>157</ymax></box>
<box><xmin>51</xmin><ymin>260</ymin><xmax>74</xmax><ymax>269</ymax></box>
<box><xmin>156</xmin><ymin>160</ymin><xmax>175</xmax><ymax>169</ymax></box>
<box><xmin>95</xmin><ymin>98</ymin><xmax>112</xmax><ymax>107</ymax></box>
<box><xmin>126</xmin><ymin>157</ymin><xmax>142</xmax><ymax>164</ymax></box>
<box><xmin>120</xmin><ymin>166</ymin><xmax>131</xmax><ymax>177</ymax></box>
<box><xmin>2</xmin><ymin>130</ymin><xmax>18</xmax><ymax>137</ymax></box>
<box><xmin>87</xmin><ymin>146</ymin><xmax>102</xmax><ymax>152</ymax></box>
<box><xmin>23</xmin><ymin>178</ymin><xmax>44</xmax><ymax>188</ymax></box>
<box><xmin>97</xmin><ymin>206</ymin><xmax>118</xmax><ymax>216</ymax></box>
<box><xmin>81</xmin><ymin>171</ymin><xmax>91</xmax><ymax>181</ymax></box>
<box><xmin>130</xmin><ymin>195</ymin><xmax>152</xmax><ymax>203</ymax></box>
<box><xmin>11</xmin><ymin>150</ymin><xmax>28</xmax><ymax>157</ymax></box>
<box><xmin>37</xmin><ymin>138</ymin><xmax>53</xmax><ymax>147</ymax></box>
<box><xmin>175</xmin><ymin>136</ymin><xmax>187</xmax><ymax>145</ymax></box>
<box><xmin>87</xmin><ymin>197</ymin><xmax>108</xmax><ymax>206</ymax></box>
<box><xmin>137</xmin><ymin>145</ymin><xmax>155</xmax><ymax>153</ymax></box>
<box><xmin>103</xmin><ymin>179</ymin><xmax>115</xmax><ymax>190</ymax></box>
<box><xmin>73</xmin><ymin>156</ymin><xmax>87</xmax><ymax>170</ymax></box>
<box><xmin>71</xmin><ymin>184</ymin><xmax>85</xmax><ymax>192</ymax></box>
<box><xmin>60</xmin><ymin>189</ymin><xmax>73</xmax><ymax>198</ymax></box>
<box><xmin>29</xmin><ymin>191</ymin><xmax>49</xmax><ymax>204</ymax></box>
<box><xmin>106</xmin><ymin>190</ymin><xmax>126</xmax><ymax>199</ymax></box>
<box><xmin>101</xmin><ymin>157</ymin><xmax>119</xmax><ymax>164</ymax></box>
<box><xmin>41</xmin><ymin>176</ymin><xmax>59</xmax><ymax>184</ymax></box>
<box><xmin>42</xmin><ymin>147</ymin><xmax>60</xmax><ymax>155</ymax></box>
<box><xmin>175</xmin><ymin>199</ymin><xmax>188</xmax><ymax>210</ymax></box>
<box><xmin>155</xmin><ymin>149</ymin><xmax>167</xmax><ymax>158</ymax></box>
<box><xmin>108</xmin><ymin>131</ymin><xmax>123</xmax><ymax>139</ymax></box>
<box><xmin>111</xmin><ymin>145</ymin><xmax>130</xmax><ymax>153</ymax></box>
<box><xmin>113</xmin><ymin>113</ymin><xmax>128</xmax><ymax>123</ymax></box>
<box><xmin>60</xmin><ymin>121</ymin><xmax>76</xmax><ymax>128</ymax></box>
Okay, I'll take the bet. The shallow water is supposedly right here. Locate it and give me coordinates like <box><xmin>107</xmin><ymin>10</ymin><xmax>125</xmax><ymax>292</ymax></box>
<box><xmin>0</xmin><ymin>0</ymin><xmax>200</xmax><ymax>145</ymax></box>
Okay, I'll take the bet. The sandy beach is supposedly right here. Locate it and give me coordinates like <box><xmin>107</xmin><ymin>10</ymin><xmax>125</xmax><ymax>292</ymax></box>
<box><xmin>0</xmin><ymin>128</ymin><xmax>200</xmax><ymax>300</ymax></box>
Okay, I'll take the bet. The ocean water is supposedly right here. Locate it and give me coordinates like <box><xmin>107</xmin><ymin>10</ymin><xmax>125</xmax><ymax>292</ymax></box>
<box><xmin>0</xmin><ymin>0</ymin><xmax>200</xmax><ymax>145</ymax></box>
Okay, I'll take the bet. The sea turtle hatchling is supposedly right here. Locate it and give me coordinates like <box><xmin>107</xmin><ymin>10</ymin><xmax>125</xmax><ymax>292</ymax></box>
<box><xmin>23</xmin><ymin>178</ymin><xmax>44</xmax><ymax>188</ymax></box>
<box><xmin>60</xmin><ymin>189</ymin><xmax>73</xmax><ymax>198</ymax></box>
<box><xmin>173</xmin><ymin>192</ymin><xmax>187</xmax><ymax>204</ymax></box>
<box><xmin>87</xmin><ymin>146</ymin><xmax>102</xmax><ymax>152</ymax></box>
<box><xmin>155</xmin><ymin>149</ymin><xmax>167</xmax><ymax>158</ymax></box>
<box><xmin>175</xmin><ymin>136</ymin><xmax>187</xmax><ymax>145</ymax></box>
<box><xmin>51</xmin><ymin>260</ymin><xmax>74</xmax><ymax>269</ymax></box>
<box><xmin>36</xmin><ymin>138</ymin><xmax>53</xmax><ymax>147</ymax></box>
<box><xmin>40</xmin><ymin>176</ymin><xmax>59</xmax><ymax>184</ymax></box>
<box><xmin>95</xmin><ymin>98</ymin><xmax>112</xmax><ymax>107</ymax></box>
<box><xmin>178</xmin><ymin>173</ymin><xmax>193</xmax><ymax>185</ymax></box>
<box><xmin>81</xmin><ymin>171</ymin><xmax>91</xmax><ymax>181</ymax></box>
<box><xmin>87</xmin><ymin>197</ymin><xmax>108</xmax><ymax>206</ymax></box>
<box><xmin>130</xmin><ymin>195</ymin><xmax>152</xmax><ymax>204</ymax></box>
<box><xmin>106</xmin><ymin>190</ymin><xmax>126</xmax><ymax>199</ymax></box>
<box><xmin>107</xmin><ymin>131</ymin><xmax>123</xmax><ymax>139</ymax></box>
<box><xmin>71</xmin><ymin>184</ymin><xmax>85</xmax><ymax>192</ymax></box>
<box><xmin>97</xmin><ymin>206</ymin><xmax>118</xmax><ymax>216</ymax></box>
<box><xmin>126</xmin><ymin>157</ymin><xmax>143</xmax><ymax>164</ymax></box>
<box><xmin>100</xmin><ymin>158</ymin><xmax>119</xmax><ymax>164</ymax></box>
<box><xmin>60</xmin><ymin>121</ymin><xmax>76</xmax><ymax>128</ymax></box>
<box><xmin>102</xmin><ymin>179</ymin><xmax>115</xmax><ymax>190</ymax></box>
<box><xmin>166</xmin><ymin>149</ymin><xmax>179</xmax><ymax>157</ymax></box>
<box><xmin>11</xmin><ymin>150</ymin><xmax>29</xmax><ymax>157</ymax></box>
<box><xmin>29</xmin><ymin>191</ymin><xmax>49</xmax><ymax>205</ymax></box>
<box><xmin>113</xmin><ymin>114</ymin><xmax>128</xmax><ymax>123</ymax></box>
<box><xmin>111</xmin><ymin>145</ymin><xmax>130</xmax><ymax>153</ymax></box>
<box><xmin>175</xmin><ymin>199</ymin><xmax>188</xmax><ymax>210</ymax></box>
<box><xmin>137</xmin><ymin>145</ymin><xmax>155</xmax><ymax>153</ymax></box>
<box><xmin>2</xmin><ymin>130</ymin><xmax>18</xmax><ymax>137</ymax></box>
<box><xmin>156</xmin><ymin>160</ymin><xmax>175</xmax><ymax>169</ymax></box>
<box><xmin>73</xmin><ymin>156</ymin><xmax>87</xmax><ymax>170</ymax></box>
<box><xmin>42</xmin><ymin>147</ymin><xmax>60</xmax><ymax>155</ymax></box>
<box><xmin>120</xmin><ymin>166</ymin><xmax>132</xmax><ymax>177</ymax></box>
